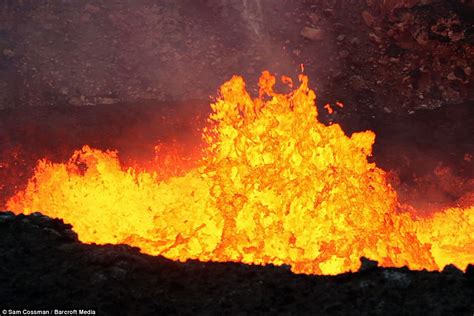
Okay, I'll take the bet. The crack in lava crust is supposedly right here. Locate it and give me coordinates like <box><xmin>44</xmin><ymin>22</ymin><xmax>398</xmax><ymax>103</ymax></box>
<box><xmin>6</xmin><ymin>71</ymin><xmax>474</xmax><ymax>275</ymax></box>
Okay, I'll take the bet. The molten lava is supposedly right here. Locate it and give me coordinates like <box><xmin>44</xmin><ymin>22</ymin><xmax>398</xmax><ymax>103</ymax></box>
<box><xmin>6</xmin><ymin>71</ymin><xmax>474</xmax><ymax>274</ymax></box>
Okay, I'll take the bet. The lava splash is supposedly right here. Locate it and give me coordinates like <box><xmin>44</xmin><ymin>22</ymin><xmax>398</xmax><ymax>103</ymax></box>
<box><xmin>7</xmin><ymin>71</ymin><xmax>474</xmax><ymax>275</ymax></box>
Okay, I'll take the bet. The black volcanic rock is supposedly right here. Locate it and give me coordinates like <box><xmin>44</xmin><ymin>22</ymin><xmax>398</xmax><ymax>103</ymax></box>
<box><xmin>466</xmin><ymin>264</ymin><xmax>474</xmax><ymax>284</ymax></box>
<box><xmin>0</xmin><ymin>211</ymin><xmax>473</xmax><ymax>315</ymax></box>
<box><xmin>359</xmin><ymin>256</ymin><xmax>379</xmax><ymax>271</ymax></box>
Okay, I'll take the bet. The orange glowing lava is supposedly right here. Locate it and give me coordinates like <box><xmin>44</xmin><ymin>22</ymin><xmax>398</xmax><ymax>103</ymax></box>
<box><xmin>6</xmin><ymin>71</ymin><xmax>474</xmax><ymax>274</ymax></box>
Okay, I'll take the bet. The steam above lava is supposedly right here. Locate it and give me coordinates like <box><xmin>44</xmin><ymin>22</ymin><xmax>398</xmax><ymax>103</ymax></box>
<box><xmin>7</xmin><ymin>71</ymin><xmax>474</xmax><ymax>275</ymax></box>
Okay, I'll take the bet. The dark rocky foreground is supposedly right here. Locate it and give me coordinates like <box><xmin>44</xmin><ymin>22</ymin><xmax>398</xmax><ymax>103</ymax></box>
<box><xmin>0</xmin><ymin>211</ymin><xmax>473</xmax><ymax>315</ymax></box>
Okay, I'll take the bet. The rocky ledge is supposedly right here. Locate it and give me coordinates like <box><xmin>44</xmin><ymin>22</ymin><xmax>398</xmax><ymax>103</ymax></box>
<box><xmin>0</xmin><ymin>211</ymin><xmax>473</xmax><ymax>315</ymax></box>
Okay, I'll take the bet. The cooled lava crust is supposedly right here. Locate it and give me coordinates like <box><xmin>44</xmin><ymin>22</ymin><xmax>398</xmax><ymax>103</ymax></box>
<box><xmin>0</xmin><ymin>211</ymin><xmax>473</xmax><ymax>315</ymax></box>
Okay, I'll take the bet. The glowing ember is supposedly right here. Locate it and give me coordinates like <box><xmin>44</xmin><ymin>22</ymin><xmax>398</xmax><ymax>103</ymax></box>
<box><xmin>6</xmin><ymin>71</ymin><xmax>474</xmax><ymax>274</ymax></box>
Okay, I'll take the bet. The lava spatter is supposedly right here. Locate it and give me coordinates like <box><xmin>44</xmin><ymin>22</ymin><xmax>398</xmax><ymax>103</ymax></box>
<box><xmin>7</xmin><ymin>71</ymin><xmax>473</xmax><ymax>274</ymax></box>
